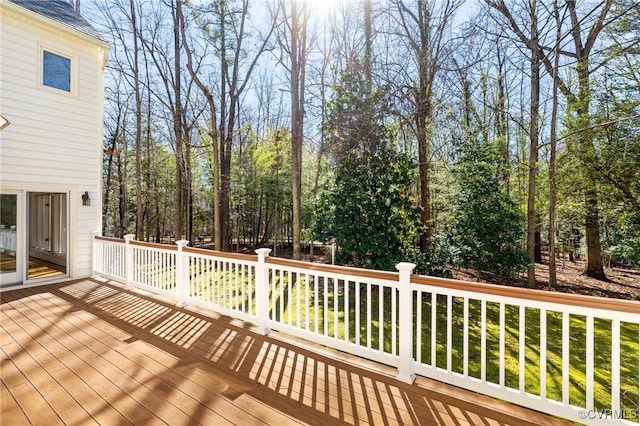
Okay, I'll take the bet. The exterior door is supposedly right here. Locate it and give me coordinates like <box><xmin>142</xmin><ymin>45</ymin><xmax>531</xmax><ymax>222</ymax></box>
<box><xmin>26</xmin><ymin>192</ymin><xmax>68</xmax><ymax>282</ymax></box>
<box><xmin>0</xmin><ymin>191</ymin><xmax>23</xmax><ymax>286</ymax></box>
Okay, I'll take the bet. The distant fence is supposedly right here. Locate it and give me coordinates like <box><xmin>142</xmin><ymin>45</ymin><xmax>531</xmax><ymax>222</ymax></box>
<box><xmin>94</xmin><ymin>235</ymin><xmax>640</xmax><ymax>425</ymax></box>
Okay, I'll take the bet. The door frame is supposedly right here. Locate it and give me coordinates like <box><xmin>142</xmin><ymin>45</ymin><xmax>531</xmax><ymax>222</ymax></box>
<box><xmin>0</xmin><ymin>189</ymin><xmax>24</xmax><ymax>286</ymax></box>
<box><xmin>25</xmin><ymin>190</ymin><xmax>70</xmax><ymax>284</ymax></box>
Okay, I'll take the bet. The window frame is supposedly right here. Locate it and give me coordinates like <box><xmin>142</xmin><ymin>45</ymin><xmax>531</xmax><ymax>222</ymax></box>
<box><xmin>39</xmin><ymin>45</ymin><xmax>77</xmax><ymax>95</ymax></box>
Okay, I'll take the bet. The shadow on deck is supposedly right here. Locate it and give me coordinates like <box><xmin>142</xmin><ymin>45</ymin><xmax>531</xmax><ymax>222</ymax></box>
<box><xmin>1</xmin><ymin>278</ymin><xmax>570</xmax><ymax>425</ymax></box>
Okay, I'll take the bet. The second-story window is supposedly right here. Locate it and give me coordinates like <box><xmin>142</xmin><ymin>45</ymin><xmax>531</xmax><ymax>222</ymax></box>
<box><xmin>42</xmin><ymin>50</ymin><xmax>71</xmax><ymax>92</ymax></box>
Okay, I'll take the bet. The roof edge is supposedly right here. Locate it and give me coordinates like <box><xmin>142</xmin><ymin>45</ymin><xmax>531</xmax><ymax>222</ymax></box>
<box><xmin>2</xmin><ymin>0</ymin><xmax>110</xmax><ymax>50</ymax></box>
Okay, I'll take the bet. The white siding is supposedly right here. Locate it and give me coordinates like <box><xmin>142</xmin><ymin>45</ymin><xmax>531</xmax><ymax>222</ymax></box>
<box><xmin>0</xmin><ymin>4</ymin><xmax>107</xmax><ymax>279</ymax></box>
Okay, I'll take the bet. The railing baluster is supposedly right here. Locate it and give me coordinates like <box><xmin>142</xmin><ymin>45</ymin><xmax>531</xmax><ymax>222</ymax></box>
<box><xmin>154</xmin><ymin>248</ymin><xmax>158</xmax><ymax>289</ymax></box>
<box><xmin>314</xmin><ymin>273</ymin><xmax>319</xmax><ymax>335</ymax></box>
<box><xmin>447</xmin><ymin>294</ymin><xmax>452</xmax><ymax>372</ymax></box>
<box><xmin>586</xmin><ymin>315</ymin><xmax>594</xmax><ymax>410</ymax></box>
<box><xmin>217</xmin><ymin>259</ymin><xmax>222</xmax><ymax>306</ymax></box>
<box><xmin>417</xmin><ymin>291</ymin><xmax>423</xmax><ymax>365</ymax></box>
<box><xmin>378</xmin><ymin>284</ymin><xmax>383</xmax><ymax>352</ymax></box>
<box><xmin>241</xmin><ymin>263</ymin><xmax>245</xmax><ymax>313</ymax></box>
<box><xmin>431</xmin><ymin>292</ymin><xmax>437</xmax><ymax>368</ymax></box>
<box><xmin>463</xmin><ymin>297</ymin><xmax>469</xmax><ymax>378</ymax></box>
<box><xmin>519</xmin><ymin>305</ymin><xmax>525</xmax><ymax>393</ymax></box>
<box><xmin>280</xmin><ymin>269</ymin><xmax>285</xmax><ymax>323</ymax></box>
<box><xmin>355</xmin><ymin>280</ymin><xmax>360</xmax><ymax>345</ymax></box>
<box><xmin>296</xmin><ymin>272</ymin><xmax>303</xmax><ymax>328</ymax></box>
<box><xmin>367</xmin><ymin>282</ymin><xmax>372</xmax><ymax>349</ymax></box>
<box><xmin>224</xmin><ymin>260</ymin><xmax>229</xmax><ymax>309</ymax></box>
<box><xmin>499</xmin><ymin>303</ymin><xmax>505</xmax><ymax>387</ymax></box>
<box><xmin>540</xmin><ymin>308</ymin><xmax>547</xmax><ymax>400</ymax></box>
<box><xmin>333</xmin><ymin>278</ymin><xmax>339</xmax><ymax>339</ymax></box>
<box><xmin>344</xmin><ymin>279</ymin><xmax>349</xmax><ymax>342</ymax></box>
<box><xmin>235</xmin><ymin>262</ymin><xmax>239</xmax><ymax>311</ymax></box>
<box><xmin>304</xmin><ymin>273</ymin><xmax>311</xmax><ymax>331</ymax></box>
<box><xmin>562</xmin><ymin>312</ymin><xmax>569</xmax><ymax>406</ymax></box>
<box><xmin>392</xmin><ymin>285</ymin><xmax>397</xmax><ymax>356</ymax></box>
<box><xmin>323</xmin><ymin>275</ymin><xmax>329</xmax><ymax>336</ymax></box>
<box><xmin>481</xmin><ymin>299</ymin><xmax>486</xmax><ymax>382</ymax></box>
<box><xmin>288</xmin><ymin>270</ymin><xmax>293</xmax><ymax>326</ymax></box>
<box><xmin>611</xmin><ymin>318</ymin><xmax>620</xmax><ymax>411</ymax></box>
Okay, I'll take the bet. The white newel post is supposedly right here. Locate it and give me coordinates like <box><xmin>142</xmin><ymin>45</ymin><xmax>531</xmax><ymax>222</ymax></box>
<box><xmin>255</xmin><ymin>248</ymin><xmax>272</xmax><ymax>335</ymax></box>
<box><xmin>176</xmin><ymin>240</ymin><xmax>190</xmax><ymax>307</ymax></box>
<box><xmin>92</xmin><ymin>230</ymin><xmax>100</xmax><ymax>276</ymax></box>
<box><xmin>124</xmin><ymin>234</ymin><xmax>135</xmax><ymax>288</ymax></box>
<box><xmin>396</xmin><ymin>262</ymin><xmax>417</xmax><ymax>384</ymax></box>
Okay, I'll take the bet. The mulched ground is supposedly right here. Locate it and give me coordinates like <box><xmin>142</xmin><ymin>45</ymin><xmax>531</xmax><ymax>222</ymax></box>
<box><xmin>452</xmin><ymin>258</ymin><xmax>640</xmax><ymax>301</ymax></box>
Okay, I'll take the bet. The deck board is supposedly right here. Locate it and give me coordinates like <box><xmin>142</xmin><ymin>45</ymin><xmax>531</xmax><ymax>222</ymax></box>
<box><xmin>1</xmin><ymin>279</ymin><xmax>571</xmax><ymax>425</ymax></box>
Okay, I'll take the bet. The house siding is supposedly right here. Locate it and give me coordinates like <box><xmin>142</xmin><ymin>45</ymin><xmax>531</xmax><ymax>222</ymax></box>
<box><xmin>0</xmin><ymin>3</ymin><xmax>107</xmax><ymax>280</ymax></box>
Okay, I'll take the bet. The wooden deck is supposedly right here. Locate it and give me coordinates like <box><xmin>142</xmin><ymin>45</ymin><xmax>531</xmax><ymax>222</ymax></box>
<box><xmin>1</xmin><ymin>278</ymin><xmax>570</xmax><ymax>425</ymax></box>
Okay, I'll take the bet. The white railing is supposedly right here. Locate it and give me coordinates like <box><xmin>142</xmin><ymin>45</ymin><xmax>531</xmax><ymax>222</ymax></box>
<box><xmin>93</xmin><ymin>236</ymin><xmax>126</xmax><ymax>281</ymax></box>
<box><xmin>182</xmin><ymin>246</ymin><xmax>259</xmax><ymax>324</ymax></box>
<box><xmin>263</xmin><ymin>256</ymin><xmax>409</xmax><ymax>371</ymax></box>
<box><xmin>93</xmin><ymin>236</ymin><xmax>640</xmax><ymax>425</ymax></box>
<box><xmin>411</xmin><ymin>276</ymin><xmax>640</xmax><ymax>425</ymax></box>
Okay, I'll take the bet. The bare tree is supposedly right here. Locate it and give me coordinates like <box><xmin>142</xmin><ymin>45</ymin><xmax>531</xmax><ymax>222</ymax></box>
<box><xmin>548</xmin><ymin>0</ymin><xmax>563</xmax><ymax>288</ymax></box>
<box><xmin>178</xmin><ymin>0</ymin><xmax>221</xmax><ymax>250</ymax></box>
<box><xmin>391</xmin><ymin>0</ymin><xmax>462</xmax><ymax>251</ymax></box>
<box><xmin>527</xmin><ymin>0</ymin><xmax>541</xmax><ymax>289</ymax></box>
<box><xmin>128</xmin><ymin>0</ymin><xmax>144</xmax><ymax>240</ymax></box>
<box><xmin>278</xmin><ymin>0</ymin><xmax>309</xmax><ymax>260</ymax></box>
<box><xmin>486</xmin><ymin>0</ymin><xmax>614</xmax><ymax>279</ymax></box>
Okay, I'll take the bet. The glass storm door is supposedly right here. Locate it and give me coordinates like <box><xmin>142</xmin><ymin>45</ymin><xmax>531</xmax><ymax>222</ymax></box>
<box><xmin>0</xmin><ymin>191</ymin><xmax>22</xmax><ymax>286</ymax></box>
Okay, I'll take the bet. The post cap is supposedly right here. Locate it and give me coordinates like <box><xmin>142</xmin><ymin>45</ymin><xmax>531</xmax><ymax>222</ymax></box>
<box><xmin>255</xmin><ymin>248</ymin><xmax>272</xmax><ymax>257</ymax></box>
<box><xmin>395</xmin><ymin>262</ymin><xmax>416</xmax><ymax>273</ymax></box>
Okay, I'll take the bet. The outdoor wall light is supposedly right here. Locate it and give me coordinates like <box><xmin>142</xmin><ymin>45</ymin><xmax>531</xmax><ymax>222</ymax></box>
<box><xmin>0</xmin><ymin>115</ymin><xmax>10</xmax><ymax>131</ymax></box>
<box><xmin>82</xmin><ymin>191</ymin><xmax>90</xmax><ymax>206</ymax></box>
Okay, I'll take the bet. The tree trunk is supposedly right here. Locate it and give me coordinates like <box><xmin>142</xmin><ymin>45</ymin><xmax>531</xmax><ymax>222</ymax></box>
<box><xmin>527</xmin><ymin>9</ymin><xmax>540</xmax><ymax>288</ymax></box>
<box><xmin>395</xmin><ymin>0</ymin><xmax>456</xmax><ymax>252</ymax></box>
<box><xmin>103</xmin><ymin>133</ymin><xmax>117</xmax><ymax>224</ymax></box>
<box><xmin>576</xmin><ymin>63</ymin><xmax>606</xmax><ymax>279</ymax></box>
<box><xmin>177</xmin><ymin>0</ymin><xmax>221</xmax><ymax>250</ymax></box>
<box><xmin>496</xmin><ymin>50</ymin><xmax>509</xmax><ymax>185</ymax></box>
<box><xmin>172</xmin><ymin>0</ymin><xmax>183</xmax><ymax>242</ymax></box>
<box><xmin>548</xmin><ymin>0</ymin><xmax>561</xmax><ymax>288</ymax></box>
<box><xmin>562</xmin><ymin>0</ymin><xmax>610</xmax><ymax>279</ymax></box>
<box><xmin>287</xmin><ymin>0</ymin><xmax>307</xmax><ymax>261</ymax></box>
<box><xmin>117</xmin><ymin>144</ymin><xmax>126</xmax><ymax>238</ymax></box>
<box><xmin>129</xmin><ymin>0</ymin><xmax>144</xmax><ymax>240</ymax></box>
<box><xmin>416</xmin><ymin>0</ymin><xmax>432</xmax><ymax>251</ymax></box>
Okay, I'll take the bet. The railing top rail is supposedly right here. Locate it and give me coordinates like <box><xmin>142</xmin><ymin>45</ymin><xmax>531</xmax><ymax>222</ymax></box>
<box><xmin>266</xmin><ymin>257</ymin><xmax>399</xmax><ymax>282</ymax></box>
<box><xmin>94</xmin><ymin>236</ymin><xmax>125</xmax><ymax>243</ymax></box>
<box><xmin>129</xmin><ymin>240</ymin><xmax>179</xmax><ymax>251</ymax></box>
<box><xmin>412</xmin><ymin>274</ymin><xmax>640</xmax><ymax>315</ymax></box>
<box><xmin>184</xmin><ymin>246</ymin><xmax>257</xmax><ymax>262</ymax></box>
